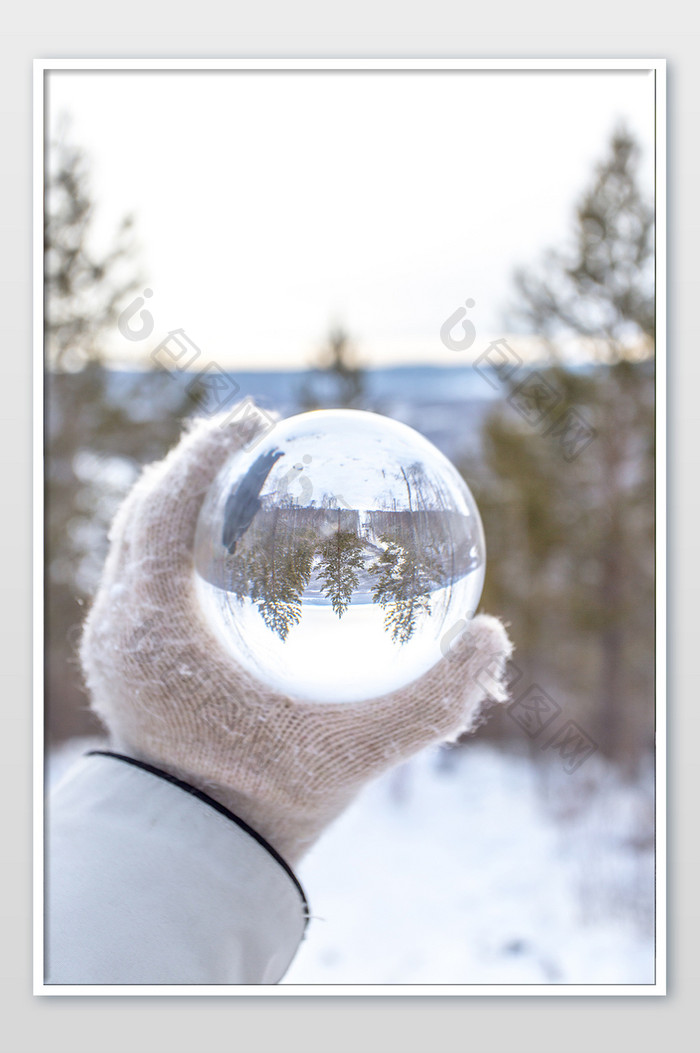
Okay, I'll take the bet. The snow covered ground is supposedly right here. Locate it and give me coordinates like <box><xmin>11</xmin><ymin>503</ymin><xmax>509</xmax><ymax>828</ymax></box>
<box><xmin>47</xmin><ymin>737</ymin><xmax>655</xmax><ymax>987</ymax></box>
<box><xmin>284</xmin><ymin>743</ymin><xmax>655</xmax><ymax>986</ymax></box>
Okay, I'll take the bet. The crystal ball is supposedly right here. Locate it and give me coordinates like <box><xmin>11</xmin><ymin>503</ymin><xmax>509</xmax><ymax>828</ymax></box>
<box><xmin>193</xmin><ymin>409</ymin><xmax>485</xmax><ymax>703</ymax></box>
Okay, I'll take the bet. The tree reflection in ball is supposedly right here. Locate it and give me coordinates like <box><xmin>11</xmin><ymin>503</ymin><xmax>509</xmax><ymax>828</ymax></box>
<box><xmin>194</xmin><ymin>410</ymin><xmax>485</xmax><ymax>702</ymax></box>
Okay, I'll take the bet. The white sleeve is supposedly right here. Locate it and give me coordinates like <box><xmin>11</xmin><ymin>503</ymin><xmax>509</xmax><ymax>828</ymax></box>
<box><xmin>44</xmin><ymin>751</ymin><xmax>309</xmax><ymax>986</ymax></box>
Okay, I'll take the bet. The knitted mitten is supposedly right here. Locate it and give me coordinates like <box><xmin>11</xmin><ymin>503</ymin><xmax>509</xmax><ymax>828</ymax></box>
<box><xmin>80</xmin><ymin>410</ymin><xmax>513</xmax><ymax>865</ymax></box>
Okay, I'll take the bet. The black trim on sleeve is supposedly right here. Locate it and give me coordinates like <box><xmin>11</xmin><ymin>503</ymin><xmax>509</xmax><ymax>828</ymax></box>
<box><xmin>85</xmin><ymin>749</ymin><xmax>310</xmax><ymax>929</ymax></box>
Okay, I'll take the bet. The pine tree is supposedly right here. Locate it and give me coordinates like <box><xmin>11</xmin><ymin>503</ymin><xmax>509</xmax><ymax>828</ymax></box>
<box><xmin>247</xmin><ymin>513</ymin><xmax>316</xmax><ymax>640</ymax></box>
<box><xmin>468</xmin><ymin>126</ymin><xmax>655</xmax><ymax>764</ymax></box>
<box><xmin>317</xmin><ymin>515</ymin><xmax>366</xmax><ymax>617</ymax></box>
<box><xmin>45</xmin><ymin>124</ymin><xmax>191</xmax><ymax>744</ymax></box>
<box><xmin>510</xmin><ymin>126</ymin><xmax>654</xmax><ymax>357</ymax></box>
<box><xmin>300</xmin><ymin>325</ymin><xmax>366</xmax><ymax>409</ymax></box>
<box><xmin>45</xmin><ymin>118</ymin><xmax>141</xmax><ymax>370</ymax></box>
<box><xmin>371</xmin><ymin>535</ymin><xmax>441</xmax><ymax>644</ymax></box>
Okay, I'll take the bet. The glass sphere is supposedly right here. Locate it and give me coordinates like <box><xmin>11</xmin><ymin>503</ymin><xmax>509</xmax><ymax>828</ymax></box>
<box><xmin>194</xmin><ymin>409</ymin><xmax>485</xmax><ymax>703</ymax></box>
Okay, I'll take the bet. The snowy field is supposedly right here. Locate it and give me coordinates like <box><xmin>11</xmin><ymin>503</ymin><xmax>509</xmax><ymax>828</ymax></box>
<box><xmin>47</xmin><ymin>737</ymin><xmax>655</xmax><ymax>987</ymax></box>
<box><xmin>284</xmin><ymin>743</ymin><xmax>655</xmax><ymax>986</ymax></box>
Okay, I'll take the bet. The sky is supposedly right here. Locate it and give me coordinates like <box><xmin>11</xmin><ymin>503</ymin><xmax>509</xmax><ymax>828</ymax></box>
<box><xmin>47</xmin><ymin>69</ymin><xmax>656</xmax><ymax>370</ymax></box>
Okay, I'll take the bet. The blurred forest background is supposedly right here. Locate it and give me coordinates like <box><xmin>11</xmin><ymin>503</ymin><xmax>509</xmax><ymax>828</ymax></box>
<box><xmin>46</xmin><ymin>124</ymin><xmax>655</xmax><ymax>766</ymax></box>
<box><xmin>45</xmin><ymin>118</ymin><xmax>657</xmax><ymax>983</ymax></box>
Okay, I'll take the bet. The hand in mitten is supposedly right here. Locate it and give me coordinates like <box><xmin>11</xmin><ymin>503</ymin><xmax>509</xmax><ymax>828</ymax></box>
<box><xmin>80</xmin><ymin>409</ymin><xmax>513</xmax><ymax>865</ymax></box>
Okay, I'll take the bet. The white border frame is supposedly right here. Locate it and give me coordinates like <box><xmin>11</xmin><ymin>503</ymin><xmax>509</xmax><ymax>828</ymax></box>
<box><xmin>33</xmin><ymin>57</ymin><xmax>666</xmax><ymax>997</ymax></box>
